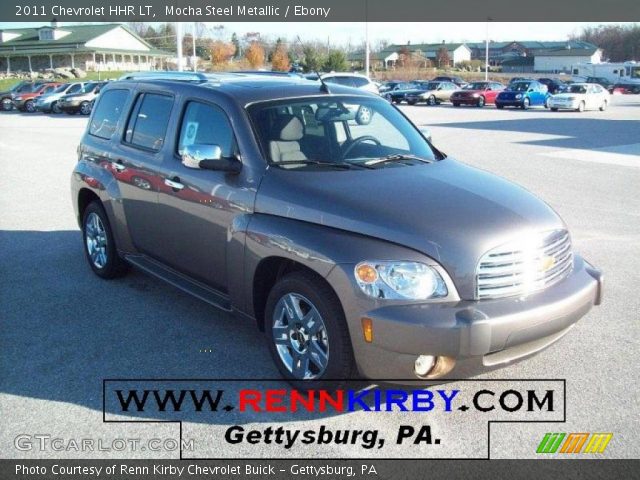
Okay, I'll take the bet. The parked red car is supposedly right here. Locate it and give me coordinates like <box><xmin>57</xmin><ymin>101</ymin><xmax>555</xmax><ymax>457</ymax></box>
<box><xmin>450</xmin><ymin>81</ymin><xmax>505</xmax><ymax>107</ymax></box>
<box><xmin>12</xmin><ymin>82</ymin><xmax>63</xmax><ymax>112</ymax></box>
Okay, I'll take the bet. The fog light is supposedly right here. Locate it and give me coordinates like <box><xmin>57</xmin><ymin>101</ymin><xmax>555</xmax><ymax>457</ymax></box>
<box><xmin>414</xmin><ymin>355</ymin><xmax>436</xmax><ymax>377</ymax></box>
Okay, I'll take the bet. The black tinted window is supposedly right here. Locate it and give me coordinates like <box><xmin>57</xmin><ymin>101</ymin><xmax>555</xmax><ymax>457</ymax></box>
<box><xmin>89</xmin><ymin>89</ymin><xmax>129</xmax><ymax>140</ymax></box>
<box><xmin>177</xmin><ymin>102</ymin><xmax>236</xmax><ymax>157</ymax></box>
<box><xmin>352</xmin><ymin>77</ymin><xmax>369</xmax><ymax>87</ymax></box>
<box><xmin>324</xmin><ymin>77</ymin><xmax>354</xmax><ymax>87</ymax></box>
<box><xmin>125</xmin><ymin>93</ymin><xmax>173</xmax><ymax>151</ymax></box>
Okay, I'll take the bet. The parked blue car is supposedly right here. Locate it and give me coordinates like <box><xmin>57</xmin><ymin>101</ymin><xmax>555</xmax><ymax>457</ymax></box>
<box><xmin>495</xmin><ymin>80</ymin><xmax>550</xmax><ymax>109</ymax></box>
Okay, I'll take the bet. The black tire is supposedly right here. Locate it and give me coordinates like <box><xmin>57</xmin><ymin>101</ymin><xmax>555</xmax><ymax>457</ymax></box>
<box><xmin>24</xmin><ymin>100</ymin><xmax>36</xmax><ymax>113</ymax></box>
<box><xmin>477</xmin><ymin>96</ymin><xmax>485</xmax><ymax>107</ymax></box>
<box><xmin>265</xmin><ymin>271</ymin><xmax>356</xmax><ymax>388</ymax></box>
<box><xmin>427</xmin><ymin>95</ymin><xmax>436</xmax><ymax>106</ymax></box>
<box><xmin>544</xmin><ymin>97</ymin><xmax>550</xmax><ymax>109</ymax></box>
<box><xmin>355</xmin><ymin>105</ymin><xmax>373</xmax><ymax>125</ymax></box>
<box><xmin>51</xmin><ymin>101</ymin><xmax>61</xmax><ymax>114</ymax></box>
<box><xmin>521</xmin><ymin>97</ymin><xmax>530</xmax><ymax>110</ymax></box>
<box><xmin>577</xmin><ymin>101</ymin><xmax>585</xmax><ymax>112</ymax></box>
<box><xmin>551</xmin><ymin>107</ymin><xmax>558</xmax><ymax>112</ymax></box>
<box><xmin>599</xmin><ymin>100</ymin><xmax>608</xmax><ymax>111</ymax></box>
<box><xmin>82</xmin><ymin>201</ymin><xmax>129</xmax><ymax>279</ymax></box>
<box><xmin>1</xmin><ymin>97</ymin><xmax>13</xmax><ymax>111</ymax></box>
<box><xmin>407</xmin><ymin>99</ymin><xmax>417</xmax><ymax>106</ymax></box>
<box><xmin>79</xmin><ymin>101</ymin><xmax>92</xmax><ymax>115</ymax></box>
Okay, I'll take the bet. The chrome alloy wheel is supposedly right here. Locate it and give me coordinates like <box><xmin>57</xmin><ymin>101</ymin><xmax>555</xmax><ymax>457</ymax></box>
<box><xmin>85</xmin><ymin>212</ymin><xmax>108</xmax><ymax>269</ymax></box>
<box><xmin>272</xmin><ymin>293</ymin><xmax>329</xmax><ymax>379</ymax></box>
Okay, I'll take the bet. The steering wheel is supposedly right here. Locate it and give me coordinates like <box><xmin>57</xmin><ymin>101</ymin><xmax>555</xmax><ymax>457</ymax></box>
<box><xmin>341</xmin><ymin>135</ymin><xmax>382</xmax><ymax>160</ymax></box>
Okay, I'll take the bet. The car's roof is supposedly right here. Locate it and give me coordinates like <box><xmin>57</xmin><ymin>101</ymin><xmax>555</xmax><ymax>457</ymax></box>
<box><xmin>113</xmin><ymin>73</ymin><xmax>376</xmax><ymax>106</ymax></box>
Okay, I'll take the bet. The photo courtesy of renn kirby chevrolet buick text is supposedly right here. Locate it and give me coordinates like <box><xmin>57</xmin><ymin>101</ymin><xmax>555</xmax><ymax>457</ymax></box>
<box><xmin>71</xmin><ymin>71</ymin><xmax>603</xmax><ymax>384</ymax></box>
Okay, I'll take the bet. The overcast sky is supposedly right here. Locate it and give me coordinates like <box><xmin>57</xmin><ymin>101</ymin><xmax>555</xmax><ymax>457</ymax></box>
<box><xmin>0</xmin><ymin>22</ymin><xmax>631</xmax><ymax>46</ymax></box>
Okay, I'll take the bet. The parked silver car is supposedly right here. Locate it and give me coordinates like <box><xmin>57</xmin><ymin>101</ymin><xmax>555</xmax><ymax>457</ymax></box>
<box><xmin>71</xmin><ymin>72</ymin><xmax>602</xmax><ymax>384</ymax></box>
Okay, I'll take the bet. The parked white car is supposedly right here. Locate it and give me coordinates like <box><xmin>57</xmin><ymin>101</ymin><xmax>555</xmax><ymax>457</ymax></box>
<box><xmin>320</xmin><ymin>73</ymin><xmax>379</xmax><ymax>94</ymax></box>
<box><xmin>548</xmin><ymin>83</ymin><xmax>610</xmax><ymax>112</ymax></box>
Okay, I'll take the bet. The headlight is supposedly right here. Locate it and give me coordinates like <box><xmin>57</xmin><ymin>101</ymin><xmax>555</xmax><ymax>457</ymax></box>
<box><xmin>515</xmin><ymin>93</ymin><xmax>522</xmax><ymax>99</ymax></box>
<box><xmin>354</xmin><ymin>261</ymin><xmax>448</xmax><ymax>300</ymax></box>
<box><xmin>472</xmin><ymin>93</ymin><xmax>479</xmax><ymax>98</ymax></box>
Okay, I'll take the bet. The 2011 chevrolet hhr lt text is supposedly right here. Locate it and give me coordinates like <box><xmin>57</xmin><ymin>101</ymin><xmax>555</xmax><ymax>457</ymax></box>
<box><xmin>71</xmin><ymin>72</ymin><xmax>603</xmax><ymax>384</ymax></box>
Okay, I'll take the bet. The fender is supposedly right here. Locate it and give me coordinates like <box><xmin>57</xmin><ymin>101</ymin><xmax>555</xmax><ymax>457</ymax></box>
<box><xmin>71</xmin><ymin>158</ymin><xmax>136</xmax><ymax>254</ymax></box>
<box><xmin>235</xmin><ymin>213</ymin><xmax>431</xmax><ymax>321</ymax></box>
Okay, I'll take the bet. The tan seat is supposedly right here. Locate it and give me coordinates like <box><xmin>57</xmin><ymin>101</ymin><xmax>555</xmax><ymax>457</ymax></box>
<box><xmin>269</xmin><ymin>116</ymin><xmax>307</xmax><ymax>163</ymax></box>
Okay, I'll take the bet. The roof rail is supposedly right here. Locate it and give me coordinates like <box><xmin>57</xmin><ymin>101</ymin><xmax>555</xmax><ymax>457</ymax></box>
<box><xmin>118</xmin><ymin>71</ymin><xmax>209</xmax><ymax>82</ymax></box>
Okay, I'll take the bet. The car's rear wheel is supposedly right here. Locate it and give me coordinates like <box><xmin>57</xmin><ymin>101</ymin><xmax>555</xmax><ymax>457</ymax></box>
<box><xmin>1</xmin><ymin>97</ymin><xmax>13</xmax><ymax>111</ymax></box>
<box><xmin>384</xmin><ymin>93</ymin><xmax>392</xmax><ymax>103</ymax></box>
<box><xmin>477</xmin><ymin>96</ymin><xmax>485</xmax><ymax>107</ymax></box>
<box><xmin>265</xmin><ymin>271</ymin><xmax>355</xmax><ymax>387</ymax></box>
<box><xmin>79</xmin><ymin>101</ymin><xmax>92</xmax><ymax>115</ymax></box>
<box><xmin>599</xmin><ymin>100</ymin><xmax>608</xmax><ymax>111</ymax></box>
<box><xmin>24</xmin><ymin>100</ymin><xmax>36</xmax><ymax>113</ymax></box>
<box><xmin>577</xmin><ymin>101</ymin><xmax>585</xmax><ymax>112</ymax></box>
<box><xmin>428</xmin><ymin>95</ymin><xmax>437</xmax><ymax>106</ymax></box>
<box><xmin>544</xmin><ymin>97</ymin><xmax>550</xmax><ymax>108</ymax></box>
<box><xmin>82</xmin><ymin>202</ymin><xmax>129</xmax><ymax>279</ymax></box>
<box><xmin>522</xmin><ymin>97</ymin><xmax>530</xmax><ymax>110</ymax></box>
<box><xmin>51</xmin><ymin>101</ymin><xmax>61</xmax><ymax>114</ymax></box>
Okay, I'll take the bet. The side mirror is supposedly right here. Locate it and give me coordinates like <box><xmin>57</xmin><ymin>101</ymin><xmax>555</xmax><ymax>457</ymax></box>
<box><xmin>181</xmin><ymin>144</ymin><xmax>241</xmax><ymax>173</ymax></box>
<box><xmin>94</xmin><ymin>88</ymin><xmax>100</xmax><ymax>94</ymax></box>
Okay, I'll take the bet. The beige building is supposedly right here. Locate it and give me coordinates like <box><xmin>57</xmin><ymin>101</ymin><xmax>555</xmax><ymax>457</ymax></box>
<box><xmin>0</xmin><ymin>22</ymin><xmax>171</xmax><ymax>73</ymax></box>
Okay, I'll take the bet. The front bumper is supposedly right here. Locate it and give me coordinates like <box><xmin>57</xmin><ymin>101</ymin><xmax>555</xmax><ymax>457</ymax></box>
<box><xmin>548</xmin><ymin>99</ymin><xmax>580</xmax><ymax>110</ymax></box>
<box><xmin>327</xmin><ymin>255</ymin><xmax>602</xmax><ymax>382</ymax></box>
<box><xmin>496</xmin><ymin>98</ymin><xmax>524</xmax><ymax>107</ymax></box>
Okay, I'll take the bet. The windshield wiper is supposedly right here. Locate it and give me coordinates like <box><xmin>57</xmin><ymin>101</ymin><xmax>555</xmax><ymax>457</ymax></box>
<box><xmin>272</xmin><ymin>160</ymin><xmax>369</xmax><ymax>170</ymax></box>
<box><xmin>365</xmin><ymin>154</ymin><xmax>433</xmax><ymax>167</ymax></box>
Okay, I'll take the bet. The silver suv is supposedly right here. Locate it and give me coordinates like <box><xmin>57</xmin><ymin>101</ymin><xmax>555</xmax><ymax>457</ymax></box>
<box><xmin>71</xmin><ymin>72</ymin><xmax>602</xmax><ymax>384</ymax></box>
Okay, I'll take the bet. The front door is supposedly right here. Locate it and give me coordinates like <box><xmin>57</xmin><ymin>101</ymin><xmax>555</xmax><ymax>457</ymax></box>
<box><xmin>154</xmin><ymin>100</ymin><xmax>248</xmax><ymax>291</ymax></box>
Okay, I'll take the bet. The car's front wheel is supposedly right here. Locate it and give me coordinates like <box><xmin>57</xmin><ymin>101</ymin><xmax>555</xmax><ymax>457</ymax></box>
<box><xmin>476</xmin><ymin>96</ymin><xmax>485</xmax><ymax>107</ymax></box>
<box><xmin>24</xmin><ymin>100</ymin><xmax>36</xmax><ymax>113</ymax></box>
<box><xmin>82</xmin><ymin>202</ymin><xmax>129</xmax><ymax>279</ymax></box>
<box><xmin>265</xmin><ymin>271</ymin><xmax>355</xmax><ymax>386</ymax></box>
<box><xmin>427</xmin><ymin>95</ymin><xmax>437</xmax><ymax>106</ymax></box>
<box><xmin>577</xmin><ymin>101</ymin><xmax>585</xmax><ymax>112</ymax></box>
<box><xmin>599</xmin><ymin>100</ymin><xmax>608</xmax><ymax>111</ymax></box>
<box><xmin>51</xmin><ymin>101</ymin><xmax>61</xmax><ymax>114</ymax></box>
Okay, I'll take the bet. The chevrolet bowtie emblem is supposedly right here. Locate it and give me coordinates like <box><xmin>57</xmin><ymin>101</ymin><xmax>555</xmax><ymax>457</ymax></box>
<box><xmin>539</xmin><ymin>256</ymin><xmax>556</xmax><ymax>272</ymax></box>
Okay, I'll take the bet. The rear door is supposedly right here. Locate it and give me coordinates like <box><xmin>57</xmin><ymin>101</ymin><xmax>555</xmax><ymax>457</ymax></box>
<box><xmin>110</xmin><ymin>88</ymin><xmax>175</xmax><ymax>257</ymax></box>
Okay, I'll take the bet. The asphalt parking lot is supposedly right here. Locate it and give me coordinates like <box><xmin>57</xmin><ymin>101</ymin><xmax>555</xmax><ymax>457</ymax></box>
<box><xmin>1</xmin><ymin>97</ymin><xmax>639</xmax><ymax>459</ymax></box>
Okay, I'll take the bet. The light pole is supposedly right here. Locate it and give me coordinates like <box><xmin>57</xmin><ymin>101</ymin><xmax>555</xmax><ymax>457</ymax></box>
<box><xmin>176</xmin><ymin>22</ymin><xmax>183</xmax><ymax>72</ymax></box>
<box><xmin>365</xmin><ymin>21</ymin><xmax>370</xmax><ymax>77</ymax></box>
<box><xmin>485</xmin><ymin>17</ymin><xmax>492</xmax><ymax>81</ymax></box>
<box><xmin>192</xmin><ymin>23</ymin><xmax>197</xmax><ymax>72</ymax></box>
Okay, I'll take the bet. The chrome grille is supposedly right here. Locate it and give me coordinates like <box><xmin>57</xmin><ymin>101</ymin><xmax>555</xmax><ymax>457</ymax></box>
<box><xmin>476</xmin><ymin>230</ymin><xmax>573</xmax><ymax>300</ymax></box>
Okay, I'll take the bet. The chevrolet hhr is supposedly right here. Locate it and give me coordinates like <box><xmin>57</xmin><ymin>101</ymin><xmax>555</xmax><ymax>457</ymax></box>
<box><xmin>71</xmin><ymin>72</ymin><xmax>603</xmax><ymax>383</ymax></box>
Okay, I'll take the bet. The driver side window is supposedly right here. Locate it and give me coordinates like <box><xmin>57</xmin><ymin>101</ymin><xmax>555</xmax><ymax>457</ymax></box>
<box><xmin>177</xmin><ymin>101</ymin><xmax>237</xmax><ymax>158</ymax></box>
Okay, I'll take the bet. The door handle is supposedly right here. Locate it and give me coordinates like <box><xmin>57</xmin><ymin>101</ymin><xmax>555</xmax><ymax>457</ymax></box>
<box><xmin>164</xmin><ymin>177</ymin><xmax>184</xmax><ymax>191</ymax></box>
<box><xmin>112</xmin><ymin>160</ymin><xmax>126</xmax><ymax>172</ymax></box>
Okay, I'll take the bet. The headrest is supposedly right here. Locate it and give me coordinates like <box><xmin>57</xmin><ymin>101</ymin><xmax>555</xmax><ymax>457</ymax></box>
<box><xmin>274</xmin><ymin>115</ymin><xmax>304</xmax><ymax>141</ymax></box>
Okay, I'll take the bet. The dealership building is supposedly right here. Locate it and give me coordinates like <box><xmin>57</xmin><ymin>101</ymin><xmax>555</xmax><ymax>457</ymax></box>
<box><xmin>0</xmin><ymin>22</ymin><xmax>171</xmax><ymax>73</ymax></box>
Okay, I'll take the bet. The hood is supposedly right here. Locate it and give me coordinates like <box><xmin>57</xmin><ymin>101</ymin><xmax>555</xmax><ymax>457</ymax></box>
<box><xmin>255</xmin><ymin>158</ymin><xmax>564</xmax><ymax>299</ymax></box>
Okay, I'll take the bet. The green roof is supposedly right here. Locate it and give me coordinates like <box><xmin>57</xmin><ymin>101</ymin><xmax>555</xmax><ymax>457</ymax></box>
<box><xmin>0</xmin><ymin>23</ymin><xmax>171</xmax><ymax>56</ymax></box>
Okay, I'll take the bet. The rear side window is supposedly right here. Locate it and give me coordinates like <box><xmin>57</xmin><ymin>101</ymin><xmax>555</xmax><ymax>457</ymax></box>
<box><xmin>89</xmin><ymin>89</ymin><xmax>129</xmax><ymax>140</ymax></box>
<box><xmin>324</xmin><ymin>76</ymin><xmax>354</xmax><ymax>87</ymax></box>
<box><xmin>124</xmin><ymin>93</ymin><xmax>173</xmax><ymax>152</ymax></box>
<box><xmin>352</xmin><ymin>77</ymin><xmax>369</xmax><ymax>88</ymax></box>
<box><xmin>177</xmin><ymin>101</ymin><xmax>236</xmax><ymax>157</ymax></box>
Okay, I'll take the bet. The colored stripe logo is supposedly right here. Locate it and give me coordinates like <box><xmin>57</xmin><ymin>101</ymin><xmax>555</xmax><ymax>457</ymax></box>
<box><xmin>537</xmin><ymin>433</ymin><xmax>612</xmax><ymax>454</ymax></box>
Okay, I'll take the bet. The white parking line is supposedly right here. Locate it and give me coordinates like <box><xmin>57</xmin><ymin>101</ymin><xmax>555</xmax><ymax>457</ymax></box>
<box><xmin>541</xmin><ymin>143</ymin><xmax>640</xmax><ymax>168</ymax></box>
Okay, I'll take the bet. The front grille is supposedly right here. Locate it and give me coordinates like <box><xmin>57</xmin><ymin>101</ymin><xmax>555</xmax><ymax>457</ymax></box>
<box><xmin>476</xmin><ymin>229</ymin><xmax>573</xmax><ymax>300</ymax></box>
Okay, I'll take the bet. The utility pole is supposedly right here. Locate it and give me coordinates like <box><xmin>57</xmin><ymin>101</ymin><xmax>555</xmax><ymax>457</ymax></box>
<box><xmin>485</xmin><ymin>17</ymin><xmax>491</xmax><ymax>81</ymax></box>
<box><xmin>192</xmin><ymin>23</ymin><xmax>197</xmax><ymax>71</ymax></box>
<box><xmin>176</xmin><ymin>22</ymin><xmax>183</xmax><ymax>72</ymax></box>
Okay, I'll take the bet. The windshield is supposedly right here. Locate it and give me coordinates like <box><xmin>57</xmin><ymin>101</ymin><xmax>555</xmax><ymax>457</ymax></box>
<box><xmin>248</xmin><ymin>95</ymin><xmax>439</xmax><ymax>170</ymax></box>
<box><xmin>80</xmin><ymin>82</ymin><xmax>99</xmax><ymax>93</ymax></box>
<box><xmin>568</xmin><ymin>85</ymin><xmax>587</xmax><ymax>94</ymax></box>
<box><xmin>508</xmin><ymin>82</ymin><xmax>530</xmax><ymax>92</ymax></box>
<box><xmin>464</xmin><ymin>82</ymin><xmax>487</xmax><ymax>90</ymax></box>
